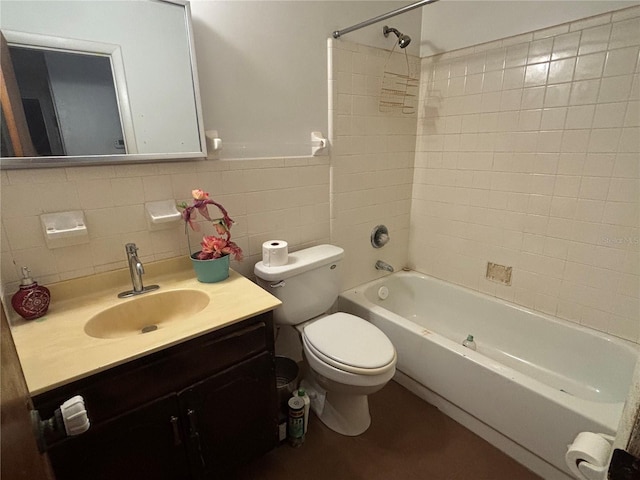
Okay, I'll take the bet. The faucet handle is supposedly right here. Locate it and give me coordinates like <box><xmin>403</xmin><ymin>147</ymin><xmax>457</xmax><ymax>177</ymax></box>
<box><xmin>125</xmin><ymin>243</ymin><xmax>138</xmax><ymax>255</ymax></box>
<box><xmin>371</xmin><ymin>225</ymin><xmax>390</xmax><ymax>248</ymax></box>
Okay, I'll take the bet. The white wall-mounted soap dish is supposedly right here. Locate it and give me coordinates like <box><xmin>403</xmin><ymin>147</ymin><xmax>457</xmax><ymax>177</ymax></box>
<box><xmin>41</xmin><ymin>211</ymin><xmax>89</xmax><ymax>249</ymax></box>
<box><xmin>145</xmin><ymin>200</ymin><xmax>181</xmax><ymax>229</ymax></box>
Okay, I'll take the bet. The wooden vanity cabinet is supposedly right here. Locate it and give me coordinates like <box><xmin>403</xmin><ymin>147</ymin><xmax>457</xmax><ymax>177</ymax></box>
<box><xmin>181</xmin><ymin>350</ymin><xmax>275</xmax><ymax>478</ymax></box>
<box><xmin>43</xmin><ymin>393</ymin><xmax>190</xmax><ymax>480</ymax></box>
<box><xmin>32</xmin><ymin>312</ymin><xmax>278</xmax><ymax>480</ymax></box>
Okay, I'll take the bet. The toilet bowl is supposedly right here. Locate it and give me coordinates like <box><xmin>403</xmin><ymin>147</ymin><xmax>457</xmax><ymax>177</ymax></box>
<box><xmin>254</xmin><ymin>244</ymin><xmax>396</xmax><ymax>436</ymax></box>
<box><xmin>299</xmin><ymin>313</ymin><xmax>396</xmax><ymax>435</ymax></box>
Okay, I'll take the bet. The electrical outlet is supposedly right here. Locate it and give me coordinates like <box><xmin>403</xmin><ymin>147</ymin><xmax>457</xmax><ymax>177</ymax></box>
<box><xmin>486</xmin><ymin>262</ymin><xmax>512</xmax><ymax>285</ymax></box>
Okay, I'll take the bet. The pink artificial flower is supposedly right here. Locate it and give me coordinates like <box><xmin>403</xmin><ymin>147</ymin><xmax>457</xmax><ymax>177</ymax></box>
<box><xmin>198</xmin><ymin>235</ymin><xmax>243</xmax><ymax>261</ymax></box>
<box><xmin>182</xmin><ymin>208</ymin><xmax>199</xmax><ymax>231</ymax></box>
<box><xmin>179</xmin><ymin>188</ymin><xmax>244</xmax><ymax>262</ymax></box>
<box><xmin>214</xmin><ymin>222</ymin><xmax>228</xmax><ymax>236</ymax></box>
<box><xmin>200</xmin><ymin>236</ymin><xmax>228</xmax><ymax>258</ymax></box>
<box><xmin>192</xmin><ymin>189</ymin><xmax>209</xmax><ymax>200</ymax></box>
<box><xmin>222</xmin><ymin>241</ymin><xmax>244</xmax><ymax>261</ymax></box>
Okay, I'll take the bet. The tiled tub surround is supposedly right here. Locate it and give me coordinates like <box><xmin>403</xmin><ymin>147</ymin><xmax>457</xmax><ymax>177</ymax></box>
<box><xmin>411</xmin><ymin>7</ymin><xmax>640</xmax><ymax>342</ymax></box>
<box><xmin>329</xmin><ymin>39</ymin><xmax>420</xmax><ymax>290</ymax></box>
<box><xmin>0</xmin><ymin>157</ymin><xmax>330</xmax><ymax>296</ymax></box>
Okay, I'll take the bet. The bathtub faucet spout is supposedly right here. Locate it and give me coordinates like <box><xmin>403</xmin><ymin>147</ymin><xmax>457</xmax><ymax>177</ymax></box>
<box><xmin>375</xmin><ymin>260</ymin><xmax>394</xmax><ymax>272</ymax></box>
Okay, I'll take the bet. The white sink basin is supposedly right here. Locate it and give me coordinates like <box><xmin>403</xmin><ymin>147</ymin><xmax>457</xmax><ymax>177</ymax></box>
<box><xmin>84</xmin><ymin>289</ymin><xmax>210</xmax><ymax>339</ymax></box>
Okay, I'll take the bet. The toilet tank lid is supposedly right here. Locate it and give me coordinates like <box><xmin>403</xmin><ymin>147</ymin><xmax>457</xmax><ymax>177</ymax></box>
<box><xmin>254</xmin><ymin>244</ymin><xmax>344</xmax><ymax>281</ymax></box>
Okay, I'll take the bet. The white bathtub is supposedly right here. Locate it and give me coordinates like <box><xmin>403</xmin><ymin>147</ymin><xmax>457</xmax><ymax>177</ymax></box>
<box><xmin>339</xmin><ymin>271</ymin><xmax>638</xmax><ymax>479</ymax></box>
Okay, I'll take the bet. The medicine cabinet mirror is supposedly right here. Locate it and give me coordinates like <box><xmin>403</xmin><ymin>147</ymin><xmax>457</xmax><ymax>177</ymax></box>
<box><xmin>0</xmin><ymin>0</ymin><xmax>206</xmax><ymax>169</ymax></box>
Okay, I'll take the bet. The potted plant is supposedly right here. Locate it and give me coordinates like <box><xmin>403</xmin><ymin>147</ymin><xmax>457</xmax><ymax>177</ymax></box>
<box><xmin>178</xmin><ymin>189</ymin><xmax>243</xmax><ymax>283</ymax></box>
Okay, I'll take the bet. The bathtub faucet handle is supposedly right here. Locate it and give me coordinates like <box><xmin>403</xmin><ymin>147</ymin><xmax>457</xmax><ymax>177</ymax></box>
<box><xmin>371</xmin><ymin>225</ymin><xmax>390</xmax><ymax>248</ymax></box>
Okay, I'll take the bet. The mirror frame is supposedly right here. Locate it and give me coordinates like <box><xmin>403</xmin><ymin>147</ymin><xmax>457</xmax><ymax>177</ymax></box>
<box><xmin>0</xmin><ymin>0</ymin><xmax>207</xmax><ymax>169</ymax></box>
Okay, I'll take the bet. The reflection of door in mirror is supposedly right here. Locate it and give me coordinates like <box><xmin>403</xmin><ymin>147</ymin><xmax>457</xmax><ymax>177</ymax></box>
<box><xmin>0</xmin><ymin>32</ymin><xmax>36</xmax><ymax>157</ymax></box>
<box><xmin>1</xmin><ymin>0</ymin><xmax>205</xmax><ymax>168</ymax></box>
<box><xmin>7</xmin><ymin>46</ymin><xmax>125</xmax><ymax>157</ymax></box>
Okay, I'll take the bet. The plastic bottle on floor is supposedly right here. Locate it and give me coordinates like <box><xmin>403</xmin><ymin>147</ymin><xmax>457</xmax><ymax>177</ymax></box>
<box><xmin>294</xmin><ymin>388</ymin><xmax>310</xmax><ymax>434</ymax></box>
<box><xmin>462</xmin><ymin>334</ymin><xmax>477</xmax><ymax>351</ymax></box>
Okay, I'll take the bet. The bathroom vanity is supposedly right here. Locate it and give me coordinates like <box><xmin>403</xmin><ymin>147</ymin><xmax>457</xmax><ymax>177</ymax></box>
<box><xmin>10</xmin><ymin>257</ymin><xmax>281</xmax><ymax>479</ymax></box>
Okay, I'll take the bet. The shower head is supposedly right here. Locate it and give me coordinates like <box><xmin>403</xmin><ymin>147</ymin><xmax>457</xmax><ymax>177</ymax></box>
<box><xmin>383</xmin><ymin>25</ymin><xmax>411</xmax><ymax>49</ymax></box>
<box><xmin>398</xmin><ymin>34</ymin><xmax>411</xmax><ymax>49</ymax></box>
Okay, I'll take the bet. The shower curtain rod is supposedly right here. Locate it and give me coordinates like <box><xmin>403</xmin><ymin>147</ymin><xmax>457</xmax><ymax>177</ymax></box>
<box><xmin>332</xmin><ymin>0</ymin><xmax>440</xmax><ymax>39</ymax></box>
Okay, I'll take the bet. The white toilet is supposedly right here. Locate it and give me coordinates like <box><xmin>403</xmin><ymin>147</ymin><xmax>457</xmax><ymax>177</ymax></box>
<box><xmin>254</xmin><ymin>244</ymin><xmax>396</xmax><ymax>436</ymax></box>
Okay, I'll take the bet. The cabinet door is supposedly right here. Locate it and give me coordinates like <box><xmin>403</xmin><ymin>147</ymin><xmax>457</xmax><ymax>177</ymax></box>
<box><xmin>179</xmin><ymin>351</ymin><xmax>277</xmax><ymax>478</ymax></box>
<box><xmin>48</xmin><ymin>394</ymin><xmax>190</xmax><ymax>480</ymax></box>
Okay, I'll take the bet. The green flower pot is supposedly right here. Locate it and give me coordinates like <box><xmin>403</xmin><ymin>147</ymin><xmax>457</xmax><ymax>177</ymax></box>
<box><xmin>190</xmin><ymin>252</ymin><xmax>230</xmax><ymax>283</ymax></box>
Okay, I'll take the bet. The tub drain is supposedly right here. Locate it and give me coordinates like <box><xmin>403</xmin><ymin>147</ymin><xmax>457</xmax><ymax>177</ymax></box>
<box><xmin>141</xmin><ymin>325</ymin><xmax>158</xmax><ymax>334</ymax></box>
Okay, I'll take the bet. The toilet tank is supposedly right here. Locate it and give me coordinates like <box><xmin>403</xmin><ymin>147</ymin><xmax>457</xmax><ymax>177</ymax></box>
<box><xmin>254</xmin><ymin>245</ymin><xmax>344</xmax><ymax>325</ymax></box>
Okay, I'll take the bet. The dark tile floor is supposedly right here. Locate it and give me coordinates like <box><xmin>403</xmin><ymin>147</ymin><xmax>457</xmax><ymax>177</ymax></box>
<box><xmin>233</xmin><ymin>380</ymin><xmax>542</xmax><ymax>480</ymax></box>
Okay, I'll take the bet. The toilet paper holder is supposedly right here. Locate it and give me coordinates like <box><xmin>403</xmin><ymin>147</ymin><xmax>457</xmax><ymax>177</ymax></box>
<box><xmin>566</xmin><ymin>432</ymin><xmax>614</xmax><ymax>480</ymax></box>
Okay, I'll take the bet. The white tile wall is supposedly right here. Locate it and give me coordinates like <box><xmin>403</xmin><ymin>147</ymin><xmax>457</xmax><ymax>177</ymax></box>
<box><xmin>329</xmin><ymin>39</ymin><xmax>419</xmax><ymax>290</ymax></box>
<box><xmin>412</xmin><ymin>6</ymin><xmax>640</xmax><ymax>342</ymax></box>
<box><xmin>0</xmin><ymin>157</ymin><xmax>330</xmax><ymax>296</ymax></box>
<box><xmin>2</xmin><ymin>6</ymin><xmax>636</xmax><ymax>346</ymax></box>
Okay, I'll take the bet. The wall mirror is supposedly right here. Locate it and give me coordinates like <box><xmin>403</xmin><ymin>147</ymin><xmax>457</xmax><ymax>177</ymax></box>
<box><xmin>0</xmin><ymin>0</ymin><xmax>206</xmax><ymax>169</ymax></box>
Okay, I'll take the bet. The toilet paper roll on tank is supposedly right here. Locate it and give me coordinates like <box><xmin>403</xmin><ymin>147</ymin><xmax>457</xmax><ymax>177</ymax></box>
<box><xmin>262</xmin><ymin>240</ymin><xmax>289</xmax><ymax>267</ymax></box>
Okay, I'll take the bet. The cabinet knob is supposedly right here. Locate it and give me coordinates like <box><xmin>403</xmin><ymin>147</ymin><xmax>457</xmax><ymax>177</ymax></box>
<box><xmin>186</xmin><ymin>409</ymin><xmax>206</xmax><ymax>468</ymax></box>
<box><xmin>187</xmin><ymin>409</ymin><xmax>198</xmax><ymax>434</ymax></box>
<box><xmin>170</xmin><ymin>416</ymin><xmax>182</xmax><ymax>446</ymax></box>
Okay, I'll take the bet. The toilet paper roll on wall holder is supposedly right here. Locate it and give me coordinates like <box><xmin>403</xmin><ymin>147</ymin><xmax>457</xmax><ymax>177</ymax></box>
<box><xmin>565</xmin><ymin>432</ymin><xmax>615</xmax><ymax>480</ymax></box>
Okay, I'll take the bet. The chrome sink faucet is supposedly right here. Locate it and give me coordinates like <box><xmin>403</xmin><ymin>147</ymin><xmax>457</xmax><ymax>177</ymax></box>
<box><xmin>375</xmin><ymin>260</ymin><xmax>394</xmax><ymax>272</ymax></box>
<box><xmin>118</xmin><ymin>243</ymin><xmax>159</xmax><ymax>298</ymax></box>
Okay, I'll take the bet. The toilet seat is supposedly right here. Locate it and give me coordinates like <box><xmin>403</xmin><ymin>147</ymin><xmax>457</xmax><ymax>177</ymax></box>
<box><xmin>303</xmin><ymin>313</ymin><xmax>396</xmax><ymax>375</ymax></box>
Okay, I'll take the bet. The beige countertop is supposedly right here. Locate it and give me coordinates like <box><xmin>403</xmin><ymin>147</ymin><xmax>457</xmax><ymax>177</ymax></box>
<box><xmin>10</xmin><ymin>256</ymin><xmax>281</xmax><ymax>396</ymax></box>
